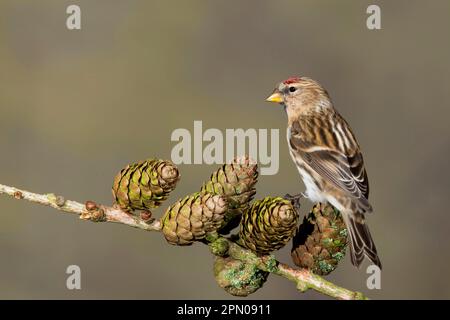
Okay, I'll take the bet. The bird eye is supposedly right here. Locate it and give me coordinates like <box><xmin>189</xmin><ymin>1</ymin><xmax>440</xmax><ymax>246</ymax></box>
<box><xmin>289</xmin><ymin>86</ymin><xmax>297</xmax><ymax>93</ymax></box>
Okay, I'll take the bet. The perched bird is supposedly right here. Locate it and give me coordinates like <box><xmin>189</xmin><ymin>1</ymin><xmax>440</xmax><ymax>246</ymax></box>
<box><xmin>266</xmin><ymin>76</ymin><xmax>381</xmax><ymax>269</ymax></box>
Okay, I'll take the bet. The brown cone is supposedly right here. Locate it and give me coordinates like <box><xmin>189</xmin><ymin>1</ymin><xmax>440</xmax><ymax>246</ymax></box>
<box><xmin>291</xmin><ymin>203</ymin><xmax>348</xmax><ymax>276</ymax></box>
<box><xmin>112</xmin><ymin>159</ymin><xmax>180</xmax><ymax>212</ymax></box>
<box><xmin>161</xmin><ymin>192</ymin><xmax>228</xmax><ymax>245</ymax></box>
<box><xmin>239</xmin><ymin>197</ymin><xmax>299</xmax><ymax>255</ymax></box>
<box><xmin>200</xmin><ymin>156</ymin><xmax>258</xmax><ymax>233</ymax></box>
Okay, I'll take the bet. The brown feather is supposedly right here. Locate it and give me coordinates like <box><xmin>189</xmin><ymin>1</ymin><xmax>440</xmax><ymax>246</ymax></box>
<box><xmin>289</xmin><ymin>112</ymin><xmax>371</xmax><ymax>211</ymax></box>
<box><xmin>274</xmin><ymin>76</ymin><xmax>381</xmax><ymax>268</ymax></box>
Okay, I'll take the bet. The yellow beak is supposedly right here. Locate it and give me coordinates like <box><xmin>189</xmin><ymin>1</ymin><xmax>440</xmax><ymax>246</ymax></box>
<box><xmin>265</xmin><ymin>92</ymin><xmax>283</xmax><ymax>103</ymax></box>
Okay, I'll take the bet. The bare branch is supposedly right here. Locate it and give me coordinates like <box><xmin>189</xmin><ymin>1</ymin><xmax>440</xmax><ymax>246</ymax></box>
<box><xmin>0</xmin><ymin>183</ymin><xmax>161</xmax><ymax>231</ymax></box>
<box><xmin>0</xmin><ymin>182</ymin><xmax>367</xmax><ymax>300</ymax></box>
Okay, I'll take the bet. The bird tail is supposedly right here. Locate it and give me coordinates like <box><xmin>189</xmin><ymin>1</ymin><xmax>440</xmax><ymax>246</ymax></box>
<box><xmin>343</xmin><ymin>212</ymin><xmax>382</xmax><ymax>269</ymax></box>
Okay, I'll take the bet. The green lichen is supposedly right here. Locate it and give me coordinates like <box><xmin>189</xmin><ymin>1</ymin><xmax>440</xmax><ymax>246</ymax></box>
<box><xmin>339</xmin><ymin>228</ymin><xmax>348</xmax><ymax>238</ymax></box>
<box><xmin>205</xmin><ymin>232</ymin><xmax>219</xmax><ymax>243</ymax></box>
<box><xmin>318</xmin><ymin>260</ymin><xmax>335</xmax><ymax>274</ymax></box>
<box><xmin>265</xmin><ymin>255</ymin><xmax>278</xmax><ymax>273</ymax></box>
<box><xmin>247</xmin><ymin>265</ymin><xmax>266</xmax><ymax>287</ymax></box>
<box><xmin>209</xmin><ymin>237</ymin><xmax>229</xmax><ymax>256</ymax></box>
<box><xmin>214</xmin><ymin>256</ymin><xmax>269</xmax><ymax>297</ymax></box>
<box><xmin>332</xmin><ymin>252</ymin><xmax>344</xmax><ymax>262</ymax></box>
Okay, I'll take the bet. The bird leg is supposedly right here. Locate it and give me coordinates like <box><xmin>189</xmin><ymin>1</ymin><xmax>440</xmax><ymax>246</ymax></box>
<box><xmin>284</xmin><ymin>193</ymin><xmax>303</xmax><ymax>213</ymax></box>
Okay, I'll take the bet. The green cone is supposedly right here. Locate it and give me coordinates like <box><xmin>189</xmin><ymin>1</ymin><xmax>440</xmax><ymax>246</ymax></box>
<box><xmin>162</xmin><ymin>192</ymin><xmax>228</xmax><ymax>245</ymax></box>
<box><xmin>239</xmin><ymin>197</ymin><xmax>299</xmax><ymax>255</ymax></box>
<box><xmin>214</xmin><ymin>256</ymin><xmax>268</xmax><ymax>297</ymax></box>
<box><xmin>112</xmin><ymin>159</ymin><xmax>180</xmax><ymax>212</ymax></box>
<box><xmin>291</xmin><ymin>203</ymin><xmax>348</xmax><ymax>276</ymax></box>
<box><xmin>201</xmin><ymin>156</ymin><xmax>258</xmax><ymax>233</ymax></box>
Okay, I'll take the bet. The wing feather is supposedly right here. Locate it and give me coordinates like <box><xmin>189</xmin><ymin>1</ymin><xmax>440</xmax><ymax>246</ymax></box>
<box><xmin>289</xmin><ymin>115</ymin><xmax>371</xmax><ymax>211</ymax></box>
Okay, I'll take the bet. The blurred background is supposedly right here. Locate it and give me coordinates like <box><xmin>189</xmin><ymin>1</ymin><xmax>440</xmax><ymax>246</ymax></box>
<box><xmin>0</xmin><ymin>0</ymin><xmax>449</xmax><ymax>299</ymax></box>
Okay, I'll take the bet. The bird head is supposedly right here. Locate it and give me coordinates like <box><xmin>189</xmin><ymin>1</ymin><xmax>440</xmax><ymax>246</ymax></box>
<box><xmin>266</xmin><ymin>77</ymin><xmax>331</xmax><ymax>115</ymax></box>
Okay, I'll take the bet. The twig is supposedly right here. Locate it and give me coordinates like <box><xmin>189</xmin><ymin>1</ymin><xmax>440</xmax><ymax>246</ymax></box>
<box><xmin>0</xmin><ymin>183</ymin><xmax>161</xmax><ymax>231</ymax></box>
<box><xmin>0</xmin><ymin>182</ymin><xmax>366</xmax><ymax>300</ymax></box>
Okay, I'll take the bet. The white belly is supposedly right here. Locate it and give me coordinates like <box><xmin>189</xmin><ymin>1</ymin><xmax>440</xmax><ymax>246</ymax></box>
<box><xmin>297</xmin><ymin>166</ymin><xmax>347</xmax><ymax>212</ymax></box>
<box><xmin>297</xmin><ymin>167</ymin><xmax>326</xmax><ymax>203</ymax></box>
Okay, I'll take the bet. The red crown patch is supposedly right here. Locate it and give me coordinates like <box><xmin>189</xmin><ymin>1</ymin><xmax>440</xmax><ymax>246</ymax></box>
<box><xmin>283</xmin><ymin>77</ymin><xmax>302</xmax><ymax>85</ymax></box>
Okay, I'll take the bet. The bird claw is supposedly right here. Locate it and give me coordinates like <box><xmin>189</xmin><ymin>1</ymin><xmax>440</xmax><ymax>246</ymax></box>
<box><xmin>284</xmin><ymin>193</ymin><xmax>303</xmax><ymax>212</ymax></box>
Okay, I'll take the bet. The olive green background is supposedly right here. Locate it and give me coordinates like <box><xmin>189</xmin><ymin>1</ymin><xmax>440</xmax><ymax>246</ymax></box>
<box><xmin>1</xmin><ymin>0</ymin><xmax>449</xmax><ymax>299</ymax></box>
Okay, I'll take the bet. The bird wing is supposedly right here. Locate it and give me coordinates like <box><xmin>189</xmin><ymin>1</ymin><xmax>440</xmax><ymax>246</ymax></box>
<box><xmin>289</xmin><ymin>116</ymin><xmax>371</xmax><ymax>211</ymax></box>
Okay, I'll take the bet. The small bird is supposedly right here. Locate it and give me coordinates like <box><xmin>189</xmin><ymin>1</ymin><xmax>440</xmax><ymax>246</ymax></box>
<box><xmin>266</xmin><ymin>76</ymin><xmax>381</xmax><ymax>269</ymax></box>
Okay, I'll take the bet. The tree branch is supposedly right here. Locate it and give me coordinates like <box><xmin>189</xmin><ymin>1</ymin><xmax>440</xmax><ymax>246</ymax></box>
<box><xmin>0</xmin><ymin>183</ymin><xmax>161</xmax><ymax>231</ymax></box>
<box><xmin>0</xmin><ymin>182</ymin><xmax>367</xmax><ymax>300</ymax></box>
<box><xmin>225</xmin><ymin>241</ymin><xmax>367</xmax><ymax>300</ymax></box>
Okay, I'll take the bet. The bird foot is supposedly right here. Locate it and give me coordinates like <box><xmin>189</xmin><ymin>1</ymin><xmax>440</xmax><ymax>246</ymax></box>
<box><xmin>284</xmin><ymin>193</ymin><xmax>303</xmax><ymax>212</ymax></box>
